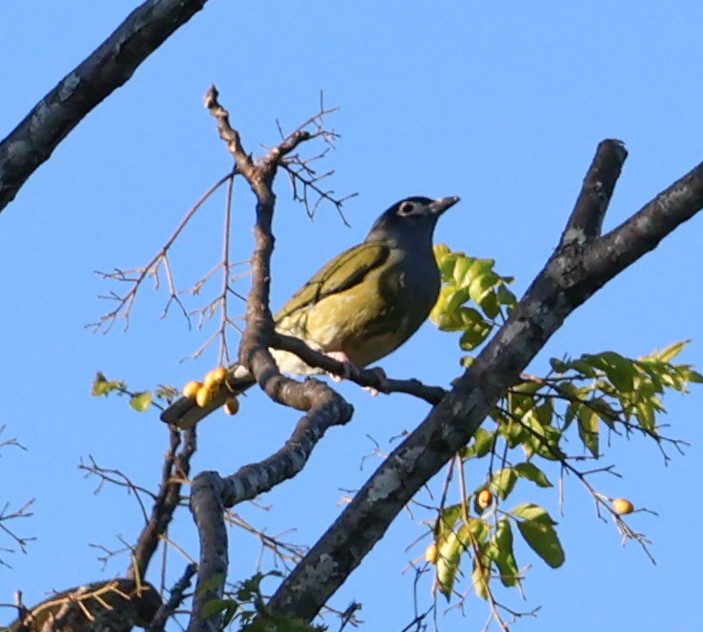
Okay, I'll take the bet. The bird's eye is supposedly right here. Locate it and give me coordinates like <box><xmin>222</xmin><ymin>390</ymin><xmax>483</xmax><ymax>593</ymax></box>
<box><xmin>398</xmin><ymin>201</ymin><xmax>415</xmax><ymax>215</ymax></box>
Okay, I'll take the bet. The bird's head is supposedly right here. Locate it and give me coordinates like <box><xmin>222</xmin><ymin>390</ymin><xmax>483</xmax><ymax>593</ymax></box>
<box><xmin>365</xmin><ymin>196</ymin><xmax>460</xmax><ymax>247</ymax></box>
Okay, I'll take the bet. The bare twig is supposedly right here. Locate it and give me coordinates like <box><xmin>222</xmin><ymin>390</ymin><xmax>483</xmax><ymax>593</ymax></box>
<box><xmin>147</xmin><ymin>563</ymin><xmax>197</xmax><ymax>632</ymax></box>
<box><xmin>89</xmin><ymin>170</ymin><xmax>235</xmax><ymax>333</ymax></box>
<box><xmin>0</xmin><ymin>499</ymin><xmax>36</xmax><ymax>566</ymax></box>
<box><xmin>128</xmin><ymin>426</ymin><xmax>197</xmax><ymax>581</ymax></box>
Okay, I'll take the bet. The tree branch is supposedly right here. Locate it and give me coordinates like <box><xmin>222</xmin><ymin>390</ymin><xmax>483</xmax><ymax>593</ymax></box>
<box><xmin>560</xmin><ymin>138</ymin><xmax>628</xmax><ymax>244</ymax></box>
<box><xmin>127</xmin><ymin>427</ymin><xmax>197</xmax><ymax>582</ymax></box>
<box><xmin>0</xmin><ymin>0</ymin><xmax>209</xmax><ymax>212</ymax></box>
<box><xmin>590</xmin><ymin>158</ymin><xmax>703</xmax><ymax>278</ymax></box>
<box><xmin>267</xmin><ymin>142</ymin><xmax>703</xmax><ymax>621</ymax></box>
<box><xmin>184</xmin><ymin>88</ymin><xmax>356</xmax><ymax>632</ymax></box>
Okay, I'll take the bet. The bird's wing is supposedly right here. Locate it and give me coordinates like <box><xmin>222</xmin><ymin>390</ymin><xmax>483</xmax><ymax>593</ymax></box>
<box><xmin>274</xmin><ymin>241</ymin><xmax>390</xmax><ymax>322</ymax></box>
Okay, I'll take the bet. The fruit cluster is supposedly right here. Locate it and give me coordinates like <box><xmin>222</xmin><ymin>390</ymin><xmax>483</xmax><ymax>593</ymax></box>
<box><xmin>182</xmin><ymin>367</ymin><xmax>239</xmax><ymax>415</ymax></box>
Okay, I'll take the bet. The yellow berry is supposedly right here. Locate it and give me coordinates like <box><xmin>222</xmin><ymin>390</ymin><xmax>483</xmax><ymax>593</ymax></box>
<box><xmin>182</xmin><ymin>381</ymin><xmax>201</xmax><ymax>398</ymax></box>
<box><xmin>195</xmin><ymin>385</ymin><xmax>215</xmax><ymax>408</ymax></box>
<box><xmin>477</xmin><ymin>489</ymin><xmax>493</xmax><ymax>510</ymax></box>
<box><xmin>223</xmin><ymin>397</ymin><xmax>240</xmax><ymax>416</ymax></box>
<box><xmin>203</xmin><ymin>367</ymin><xmax>228</xmax><ymax>389</ymax></box>
<box><xmin>424</xmin><ymin>542</ymin><xmax>438</xmax><ymax>564</ymax></box>
<box><xmin>612</xmin><ymin>498</ymin><xmax>634</xmax><ymax>515</ymax></box>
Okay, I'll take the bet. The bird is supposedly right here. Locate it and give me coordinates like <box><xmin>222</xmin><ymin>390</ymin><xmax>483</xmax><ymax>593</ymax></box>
<box><xmin>161</xmin><ymin>195</ymin><xmax>460</xmax><ymax>428</ymax></box>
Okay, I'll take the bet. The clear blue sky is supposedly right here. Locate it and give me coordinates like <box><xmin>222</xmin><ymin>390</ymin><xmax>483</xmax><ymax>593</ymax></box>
<box><xmin>2</xmin><ymin>2</ymin><xmax>703</xmax><ymax>630</ymax></box>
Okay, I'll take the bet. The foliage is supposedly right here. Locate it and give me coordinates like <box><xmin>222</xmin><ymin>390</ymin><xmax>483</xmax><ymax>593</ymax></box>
<box><xmin>431</xmin><ymin>244</ymin><xmax>516</xmax><ymax>356</ymax></box>
<box><xmin>200</xmin><ymin>572</ymin><xmax>324</xmax><ymax>632</ymax></box>
<box><xmin>91</xmin><ymin>371</ymin><xmax>177</xmax><ymax>413</ymax></box>
<box><xmin>427</xmin><ymin>245</ymin><xmax>702</xmax><ymax>611</ymax></box>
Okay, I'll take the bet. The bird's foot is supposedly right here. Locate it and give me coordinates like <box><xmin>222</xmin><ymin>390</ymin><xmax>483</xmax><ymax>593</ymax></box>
<box><xmin>363</xmin><ymin>367</ymin><xmax>388</xmax><ymax>396</ymax></box>
<box><xmin>325</xmin><ymin>351</ymin><xmax>357</xmax><ymax>381</ymax></box>
<box><xmin>324</xmin><ymin>353</ymin><xmax>387</xmax><ymax>395</ymax></box>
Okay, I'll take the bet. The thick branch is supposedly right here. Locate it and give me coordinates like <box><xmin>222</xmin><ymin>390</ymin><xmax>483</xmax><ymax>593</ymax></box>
<box><xmin>0</xmin><ymin>0</ymin><xmax>209</xmax><ymax>212</ymax></box>
<box><xmin>590</xmin><ymin>158</ymin><xmax>703</xmax><ymax>278</ymax></box>
<box><xmin>188</xmin><ymin>473</ymin><xmax>228</xmax><ymax>632</ymax></box>
<box><xmin>187</xmin><ymin>379</ymin><xmax>353</xmax><ymax>632</ymax></box>
<box><xmin>560</xmin><ymin>138</ymin><xmax>628</xmax><ymax>244</ymax></box>
<box><xmin>219</xmin><ymin>382</ymin><xmax>353</xmax><ymax>506</ymax></box>
<box><xmin>267</xmin><ymin>144</ymin><xmax>703</xmax><ymax>620</ymax></box>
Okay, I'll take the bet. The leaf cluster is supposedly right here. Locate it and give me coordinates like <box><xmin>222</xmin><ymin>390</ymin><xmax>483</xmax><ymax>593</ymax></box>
<box><xmin>433</xmin><ymin>472</ymin><xmax>562</xmax><ymax>602</ymax></box>
<box><xmin>201</xmin><ymin>572</ymin><xmax>324</xmax><ymax>631</ymax></box>
<box><xmin>91</xmin><ymin>371</ymin><xmax>177</xmax><ymax>413</ymax></box>
<box><xmin>427</xmin><ymin>246</ymin><xmax>702</xmax><ymax>607</ymax></box>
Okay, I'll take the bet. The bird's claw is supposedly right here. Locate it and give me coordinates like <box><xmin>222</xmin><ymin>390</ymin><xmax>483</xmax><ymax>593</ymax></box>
<box><xmin>325</xmin><ymin>351</ymin><xmax>356</xmax><ymax>382</ymax></box>
<box><xmin>324</xmin><ymin>353</ymin><xmax>388</xmax><ymax>396</ymax></box>
<box><xmin>363</xmin><ymin>367</ymin><xmax>388</xmax><ymax>396</ymax></box>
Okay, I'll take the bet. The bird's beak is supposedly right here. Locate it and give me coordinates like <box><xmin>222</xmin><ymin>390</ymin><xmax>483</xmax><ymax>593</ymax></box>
<box><xmin>430</xmin><ymin>196</ymin><xmax>461</xmax><ymax>215</ymax></box>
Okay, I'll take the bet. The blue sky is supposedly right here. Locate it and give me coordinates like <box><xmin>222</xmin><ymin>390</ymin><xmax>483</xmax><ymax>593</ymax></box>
<box><xmin>2</xmin><ymin>2</ymin><xmax>703</xmax><ymax>630</ymax></box>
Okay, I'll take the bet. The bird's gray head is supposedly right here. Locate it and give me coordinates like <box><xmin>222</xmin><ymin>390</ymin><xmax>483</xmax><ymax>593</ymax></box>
<box><xmin>365</xmin><ymin>196</ymin><xmax>460</xmax><ymax>246</ymax></box>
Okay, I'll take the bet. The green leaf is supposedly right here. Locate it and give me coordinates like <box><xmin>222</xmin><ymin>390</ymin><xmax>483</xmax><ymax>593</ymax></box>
<box><xmin>534</xmin><ymin>401</ymin><xmax>554</xmax><ymax>426</ymax></box>
<box><xmin>515</xmin><ymin>518</ymin><xmax>565</xmax><ymax>568</ymax></box>
<box><xmin>479</xmin><ymin>291</ymin><xmax>500</xmax><ymax>319</ymax></box>
<box><xmin>91</xmin><ymin>371</ymin><xmax>125</xmax><ymax>396</ymax></box>
<box><xmin>471</xmin><ymin>557</ymin><xmax>490</xmax><ymax>600</ymax></box>
<box><xmin>436</xmin><ymin>504</ymin><xmax>463</xmax><ymax>537</ymax></box>
<box><xmin>514</xmin><ymin>462</ymin><xmax>553</xmax><ymax>487</ymax></box>
<box><xmin>490</xmin><ymin>467</ymin><xmax>518</xmax><ymax>500</ymax></box>
<box><xmin>446</xmin><ymin>286</ymin><xmax>472</xmax><ymax>313</ymax></box>
<box><xmin>588</xmin><ymin>397</ymin><xmax>619</xmax><ymax>428</ymax></box>
<box><xmin>460</xmin><ymin>355</ymin><xmax>475</xmax><ymax>368</ymax></box>
<box><xmin>221</xmin><ymin>603</ymin><xmax>240</xmax><ymax>628</ymax></box>
<box><xmin>567</xmin><ymin>359</ymin><xmax>598</xmax><ymax>378</ymax></box>
<box><xmin>129</xmin><ymin>391</ymin><xmax>152</xmax><ymax>412</ymax></box>
<box><xmin>577</xmin><ymin>406</ymin><xmax>599</xmax><ymax>457</ymax></box>
<box><xmin>584</xmin><ymin>351</ymin><xmax>636</xmax><ymax>392</ymax></box>
<box><xmin>563</xmin><ymin>401</ymin><xmax>577</xmax><ymax>431</ymax></box>
<box><xmin>237</xmin><ymin>572</ymin><xmax>268</xmax><ymax>601</ymax></box>
<box><xmin>466</xmin><ymin>257</ymin><xmax>495</xmax><ymax>282</ymax></box>
<box><xmin>462</xmin><ymin>428</ymin><xmax>495</xmax><ymax>459</ymax></box>
<box><xmin>490</xmin><ymin>519</ymin><xmax>520</xmax><ymax>587</ymax></box>
<box><xmin>524</xmin><ymin>424</ymin><xmax>564</xmax><ymax>461</ymax></box>
<box><xmin>466</xmin><ymin>517</ymin><xmax>490</xmax><ymax>542</ymax></box>
<box><xmin>510</xmin><ymin>502</ymin><xmax>556</xmax><ymax>524</ymax></box>
<box><xmin>202</xmin><ymin>598</ymin><xmax>238</xmax><ymax>621</ymax></box>
<box><xmin>682</xmin><ymin>368</ymin><xmax>703</xmax><ymax>384</ymax></box>
<box><xmin>91</xmin><ymin>372</ymin><xmax>111</xmax><ymax>396</ymax></box>
<box><xmin>496</xmin><ymin>283</ymin><xmax>517</xmax><ymax>307</ymax></box>
<box><xmin>430</xmin><ymin>286</ymin><xmax>453</xmax><ymax>323</ymax></box>
<box><xmin>511</xmin><ymin>380</ymin><xmax>542</xmax><ymax>396</ymax></box>
<box><xmin>433</xmin><ymin>243</ymin><xmax>452</xmax><ymax>269</ymax></box>
<box><xmin>459</xmin><ymin>319</ymin><xmax>493</xmax><ymax>350</ymax></box>
<box><xmin>436</xmin><ymin>306</ymin><xmax>484</xmax><ymax>332</ymax></box>
<box><xmin>469</xmin><ymin>271</ymin><xmax>500</xmax><ymax>307</ymax></box>
<box><xmin>508</xmin><ymin>391</ymin><xmax>538</xmax><ymax>419</ymax></box>
<box><xmin>549</xmin><ymin>357</ymin><xmax>568</xmax><ymax>373</ymax></box>
<box><xmin>500</xmin><ymin>420</ymin><xmax>528</xmax><ymax>448</ymax></box>
<box><xmin>652</xmin><ymin>340</ymin><xmax>689</xmax><ymax>363</ymax></box>
<box><xmin>436</xmin><ymin>525</ymin><xmax>468</xmax><ymax>599</ymax></box>
<box><xmin>635</xmin><ymin>400</ymin><xmax>656</xmax><ymax>432</ymax></box>
<box><xmin>451</xmin><ymin>252</ymin><xmax>474</xmax><ymax>285</ymax></box>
